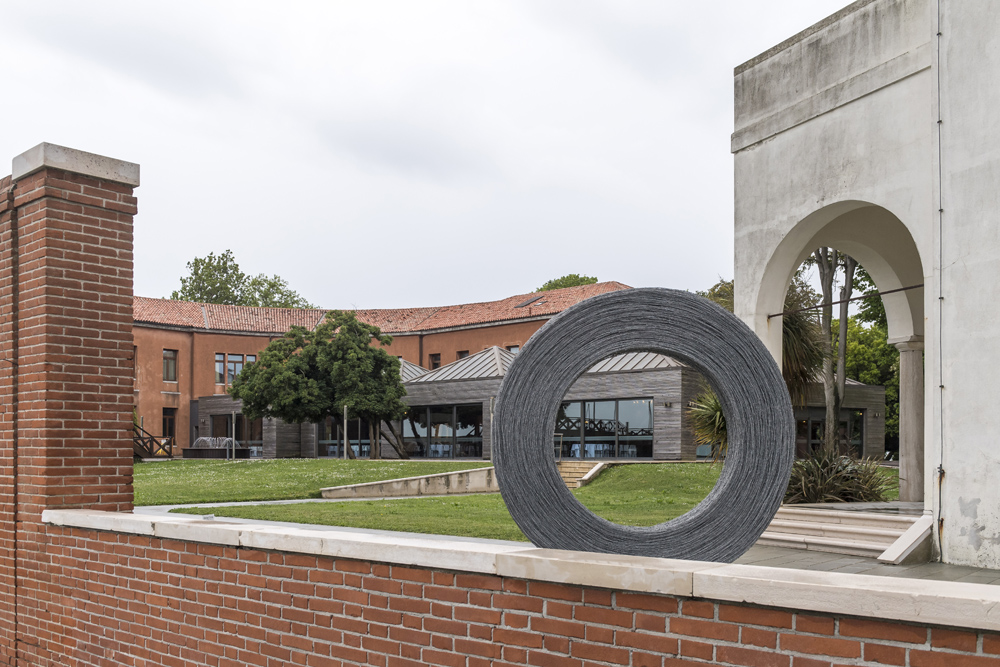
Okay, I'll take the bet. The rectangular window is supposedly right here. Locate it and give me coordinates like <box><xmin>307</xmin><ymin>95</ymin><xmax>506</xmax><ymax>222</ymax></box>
<box><xmin>227</xmin><ymin>354</ymin><xmax>244</xmax><ymax>384</ymax></box>
<box><xmin>555</xmin><ymin>398</ymin><xmax>653</xmax><ymax>459</ymax></box>
<box><xmin>429</xmin><ymin>406</ymin><xmax>454</xmax><ymax>458</ymax></box>
<box><xmin>506</xmin><ymin>345</ymin><xmax>520</xmax><ymax>354</ymax></box>
<box><xmin>162</xmin><ymin>349</ymin><xmax>178</xmax><ymax>381</ymax></box>
<box><xmin>555</xmin><ymin>401</ymin><xmax>583</xmax><ymax>459</ymax></box>
<box><xmin>584</xmin><ymin>400</ymin><xmax>618</xmax><ymax>458</ymax></box>
<box><xmin>215</xmin><ymin>353</ymin><xmax>225</xmax><ymax>384</ymax></box>
<box><xmin>403</xmin><ymin>407</ymin><xmax>429</xmax><ymax>457</ymax></box>
<box><xmin>617</xmin><ymin>398</ymin><xmax>653</xmax><ymax>458</ymax></box>
<box><xmin>246</xmin><ymin>354</ymin><xmax>256</xmax><ymax>365</ymax></box>
<box><xmin>319</xmin><ymin>417</ymin><xmax>344</xmax><ymax>458</ymax></box>
<box><xmin>429</xmin><ymin>353</ymin><xmax>441</xmax><ymax>370</ymax></box>
<box><xmin>455</xmin><ymin>404</ymin><xmax>483</xmax><ymax>458</ymax></box>
<box><xmin>456</xmin><ymin>350</ymin><xmax>469</xmax><ymax>360</ymax></box>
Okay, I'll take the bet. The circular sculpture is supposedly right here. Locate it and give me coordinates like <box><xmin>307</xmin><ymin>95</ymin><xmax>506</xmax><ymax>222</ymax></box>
<box><xmin>492</xmin><ymin>288</ymin><xmax>794</xmax><ymax>563</ymax></box>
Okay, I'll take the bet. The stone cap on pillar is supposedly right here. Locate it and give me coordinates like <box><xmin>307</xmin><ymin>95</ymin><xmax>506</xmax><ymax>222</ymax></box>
<box><xmin>12</xmin><ymin>142</ymin><xmax>140</xmax><ymax>187</ymax></box>
<box><xmin>889</xmin><ymin>335</ymin><xmax>924</xmax><ymax>352</ymax></box>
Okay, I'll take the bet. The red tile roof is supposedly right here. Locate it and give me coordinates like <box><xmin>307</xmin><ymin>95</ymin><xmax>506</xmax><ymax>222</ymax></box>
<box><xmin>133</xmin><ymin>281</ymin><xmax>631</xmax><ymax>335</ymax></box>
<box><xmin>134</xmin><ymin>297</ymin><xmax>326</xmax><ymax>334</ymax></box>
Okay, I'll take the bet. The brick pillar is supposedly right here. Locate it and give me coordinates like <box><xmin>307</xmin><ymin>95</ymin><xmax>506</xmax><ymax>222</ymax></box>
<box><xmin>0</xmin><ymin>143</ymin><xmax>138</xmax><ymax>663</ymax></box>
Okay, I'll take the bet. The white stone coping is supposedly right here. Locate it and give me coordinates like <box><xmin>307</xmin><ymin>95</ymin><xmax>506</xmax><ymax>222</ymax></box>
<box><xmin>13</xmin><ymin>142</ymin><xmax>140</xmax><ymax>186</ymax></box>
<box><xmin>43</xmin><ymin>509</ymin><xmax>1000</xmax><ymax>632</ymax></box>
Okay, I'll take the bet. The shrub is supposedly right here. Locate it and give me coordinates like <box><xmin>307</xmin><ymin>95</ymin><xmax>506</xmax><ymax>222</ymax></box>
<box><xmin>687</xmin><ymin>390</ymin><xmax>727</xmax><ymax>460</ymax></box>
<box><xmin>784</xmin><ymin>448</ymin><xmax>896</xmax><ymax>504</ymax></box>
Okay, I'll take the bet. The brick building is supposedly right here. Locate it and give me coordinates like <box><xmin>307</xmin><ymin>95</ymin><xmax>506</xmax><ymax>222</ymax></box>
<box><xmin>133</xmin><ymin>282</ymin><xmax>633</xmax><ymax>454</ymax></box>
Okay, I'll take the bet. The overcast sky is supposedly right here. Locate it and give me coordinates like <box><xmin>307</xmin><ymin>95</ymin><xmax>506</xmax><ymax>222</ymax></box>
<box><xmin>2</xmin><ymin>1</ymin><xmax>848</xmax><ymax>309</ymax></box>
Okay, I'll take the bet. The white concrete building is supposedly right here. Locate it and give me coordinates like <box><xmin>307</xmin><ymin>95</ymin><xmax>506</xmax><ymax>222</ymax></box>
<box><xmin>733</xmin><ymin>0</ymin><xmax>1000</xmax><ymax>568</ymax></box>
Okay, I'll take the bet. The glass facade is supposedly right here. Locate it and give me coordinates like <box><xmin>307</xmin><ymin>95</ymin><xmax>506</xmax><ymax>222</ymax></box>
<box><xmin>555</xmin><ymin>398</ymin><xmax>653</xmax><ymax>458</ymax></box>
<box><xmin>210</xmin><ymin>413</ymin><xmax>262</xmax><ymax>446</ymax></box>
<box><xmin>402</xmin><ymin>405</ymin><xmax>483</xmax><ymax>458</ymax></box>
<box><xmin>317</xmin><ymin>417</ymin><xmax>374</xmax><ymax>457</ymax></box>
<box><xmin>794</xmin><ymin>407</ymin><xmax>865</xmax><ymax>457</ymax></box>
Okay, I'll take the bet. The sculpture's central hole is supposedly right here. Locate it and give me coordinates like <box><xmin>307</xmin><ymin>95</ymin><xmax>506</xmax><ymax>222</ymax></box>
<box><xmin>551</xmin><ymin>351</ymin><xmax>725</xmax><ymax>527</ymax></box>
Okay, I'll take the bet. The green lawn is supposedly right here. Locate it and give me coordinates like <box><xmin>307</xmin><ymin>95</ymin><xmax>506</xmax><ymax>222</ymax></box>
<box><xmin>173</xmin><ymin>462</ymin><xmax>727</xmax><ymax>541</ymax></box>
<box><xmin>134</xmin><ymin>459</ymin><xmax>491</xmax><ymax>506</ymax></box>
<box><xmin>158</xmin><ymin>460</ymin><xmax>900</xmax><ymax>542</ymax></box>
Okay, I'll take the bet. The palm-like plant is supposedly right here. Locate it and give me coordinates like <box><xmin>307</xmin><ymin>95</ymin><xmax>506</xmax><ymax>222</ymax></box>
<box><xmin>781</xmin><ymin>289</ymin><xmax>826</xmax><ymax>406</ymax></box>
<box><xmin>688</xmin><ymin>390</ymin><xmax>727</xmax><ymax>461</ymax></box>
<box><xmin>691</xmin><ymin>278</ymin><xmax>826</xmax><ymax>460</ymax></box>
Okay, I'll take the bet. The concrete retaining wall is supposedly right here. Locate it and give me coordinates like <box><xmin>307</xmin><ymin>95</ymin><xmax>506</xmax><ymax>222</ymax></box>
<box><xmin>320</xmin><ymin>466</ymin><xmax>498</xmax><ymax>499</ymax></box>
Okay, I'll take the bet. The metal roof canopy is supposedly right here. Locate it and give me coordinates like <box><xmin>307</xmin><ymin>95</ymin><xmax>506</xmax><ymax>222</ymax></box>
<box><xmin>407</xmin><ymin>347</ymin><xmax>682</xmax><ymax>384</ymax></box>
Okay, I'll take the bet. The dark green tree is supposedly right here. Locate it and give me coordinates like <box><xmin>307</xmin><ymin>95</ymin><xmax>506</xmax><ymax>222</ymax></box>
<box><xmin>537</xmin><ymin>274</ymin><xmax>598</xmax><ymax>292</ymax></box>
<box><xmin>852</xmin><ymin>266</ymin><xmax>887</xmax><ymax>328</ymax></box>
<box><xmin>325</xmin><ymin>311</ymin><xmax>409</xmax><ymax>460</ymax></box>
<box><xmin>170</xmin><ymin>250</ymin><xmax>246</xmax><ymax>305</ymax></box>
<box><xmin>229</xmin><ymin>310</ymin><xmax>408</xmax><ymax>459</ymax></box>
<box><xmin>170</xmin><ymin>249</ymin><xmax>315</xmax><ymax>308</ymax></box>
<box><xmin>838</xmin><ymin>316</ymin><xmax>900</xmax><ymax>445</ymax></box>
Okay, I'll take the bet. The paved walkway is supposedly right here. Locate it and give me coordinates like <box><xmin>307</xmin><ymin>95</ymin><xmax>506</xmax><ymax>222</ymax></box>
<box><xmin>736</xmin><ymin>545</ymin><xmax>1000</xmax><ymax>585</ymax></box>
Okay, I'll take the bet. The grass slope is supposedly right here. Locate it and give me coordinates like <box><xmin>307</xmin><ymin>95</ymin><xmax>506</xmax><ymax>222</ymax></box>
<box><xmin>135</xmin><ymin>459</ymin><xmax>491</xmax><ymax>506</ymax></box>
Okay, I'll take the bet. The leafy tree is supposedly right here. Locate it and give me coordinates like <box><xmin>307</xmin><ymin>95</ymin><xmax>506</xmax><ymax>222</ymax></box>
<box><xmin>696</xmin><ymin>277</ymin><xmax>733</xmax><ymax>312</ymax></box>
<box><xmin>325</xmin><ymin>310</ymin><xmax>409</xmax><ymax>460</ymax></box>
<box><xmin>170</xmin><ymin>249</ymin><xmax>315</xmax><ymax>308</ymax></box>
<box><xmin>243</xmin><ymin>274</ymin><xmax>315</xmax><ymax>309</ymax></box>
<box><xmin>838</xmin><ymin>316</ymin><xmax>900</xmax><ymax>445</ymax></box>
<box><xmin>537</xmin><ymin>274</ymin><xmax>598</xmax><ymax>292</ymax></box>
<box><xmin>852</xmin><ymin>266</ymin><xmax>887</xmax><ymax>328</ymax></box>
<box><xmin>228</xmin><ymin>311</ymin><xmax>408</xmax><ymax>459</ymax></box>
<box><xmin>171</xmin><ymin>250</ymin><xmax>246</xmax><ymax>305</ymax></box>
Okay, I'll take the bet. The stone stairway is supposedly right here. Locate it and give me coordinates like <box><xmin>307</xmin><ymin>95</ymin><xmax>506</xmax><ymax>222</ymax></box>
<box><xmin>759</xmin><ymin>507</ymin><xmax>920</xmax><ymax>558</ymax></box>
<box><xmin>556</xmin><ymin>460</ymin><xmax>601</xmax><ymax>488</ymax></box>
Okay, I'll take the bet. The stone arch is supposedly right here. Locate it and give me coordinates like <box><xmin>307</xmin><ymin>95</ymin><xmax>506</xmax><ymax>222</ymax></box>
<box><xmin>751</xmin><ymin>201</ymin><xmax>926</xmax><ymax>501</ymax></box>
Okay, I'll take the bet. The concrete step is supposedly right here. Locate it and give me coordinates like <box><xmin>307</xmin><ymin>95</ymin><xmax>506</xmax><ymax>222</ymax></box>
<box><xmin>756</xmin><ymin>532</ymin><xmax>887</xmax><ymax>558</ymax></box>
<box><xmin>556</xmin><ymin>461</ymin><xmax>600</xmax><ymax>488</ymax></box>
<box><xmin>758</xmin><ymin>506</ymin><xmax>920</xmax><ymax>559</ymax></box>
<box><xmin>774</xmin><ymin>507</ymin><xmax>918</xmax><ymax>532</ymax></box>
<box><xmin>766</xmin><ymin>519</ymin><xmax>901</xmax><ymax>547</ymax></box>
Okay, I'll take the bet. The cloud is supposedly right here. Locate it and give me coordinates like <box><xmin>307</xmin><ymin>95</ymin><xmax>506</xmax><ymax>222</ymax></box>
<box><xmin>321</xmin><ymin>117</ymin><xmax>495</xmax><ymax>182</ymax></box>
<box><xmin>8</xmin><ymin>3</ymin><xmax>243</xmax><ymax>100</ymax></box>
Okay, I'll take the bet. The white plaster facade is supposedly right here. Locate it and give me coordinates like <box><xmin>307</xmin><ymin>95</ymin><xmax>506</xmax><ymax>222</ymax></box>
<box><xmin>733</xmin><ymin>0</ymin><xmax>1000</xmax><ymax>568</ymax></box>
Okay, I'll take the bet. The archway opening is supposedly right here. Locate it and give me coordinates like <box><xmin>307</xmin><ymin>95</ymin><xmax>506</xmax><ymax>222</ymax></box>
<box><xmin>750</xmin><ymin>202</ymin><xmax>925</xmax><ymax>502</ymax></box>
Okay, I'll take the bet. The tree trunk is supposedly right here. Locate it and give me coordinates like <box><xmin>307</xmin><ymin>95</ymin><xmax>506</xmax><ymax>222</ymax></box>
<box><xmin>341</xmin><ymin>415</ymin><xmax>357</xmax><ymax>459</ymax></box>
<box><xmin>814</xmin><ymin>248</ymin><xmax>839</xmax><ymax>452</ymax></box>
<box><xmin>369</xmin><ymin>420</ymin><xmax>380</xmax><ymax>459</ymax></box>
<box><xmin>382</xmin><ymin>420</ymin><xmax>410</xmax><ymax>459</ymax></box>
<box><xmin>835</xmin><ymin>256</ymin><xmax>857</xmax><ymax>453</ymax></box>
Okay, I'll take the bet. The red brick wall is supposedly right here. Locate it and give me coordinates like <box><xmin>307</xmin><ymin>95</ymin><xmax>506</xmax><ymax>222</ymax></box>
<box><xmin>0</xmin><ymin>162</ymin><xmax>136</xmax><ymax>665</ymax></box>
<box><xmin>9</xmin><ymin>524</ymin><xmax>1000</xmax><ymax>667</ymax></box>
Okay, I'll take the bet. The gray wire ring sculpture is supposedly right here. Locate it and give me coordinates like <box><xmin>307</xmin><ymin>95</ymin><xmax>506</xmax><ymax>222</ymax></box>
<box><xmin>492</xmin><ymin>288</ymin><xmax>795</xmax><ymax>563</ymax></box>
